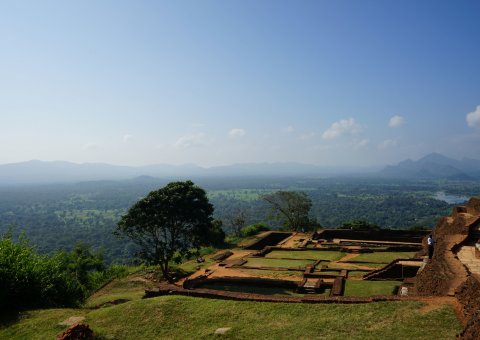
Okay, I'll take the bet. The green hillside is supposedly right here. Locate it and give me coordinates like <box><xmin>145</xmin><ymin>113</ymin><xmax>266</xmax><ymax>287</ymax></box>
<box><xmin>0</xmin><ymin>273</ymin><xmax>461</xmax><ymax>340</ymax></box>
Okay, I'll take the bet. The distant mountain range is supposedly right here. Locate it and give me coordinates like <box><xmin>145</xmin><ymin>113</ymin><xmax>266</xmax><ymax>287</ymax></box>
<box><xmin>380</xmin><ymin>153</ymin><xmax>480</xmax><ymax>180</ymax></box>
<box><xmin>0</xmin><ymin>160</ymin><xmax>378</xmax><ymax>185</ymax></box>
<box><xmin>1</xmin><ymin>153</ymin><xmax>479</xmax><ymax>185</ymax></box>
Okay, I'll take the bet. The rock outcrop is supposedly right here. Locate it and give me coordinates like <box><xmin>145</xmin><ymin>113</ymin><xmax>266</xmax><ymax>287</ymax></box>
<box><xmin>456</xmin><ymin>276</ymin><xmax>480</xmax><ymax>339</ymax></box>
<box><xmin>415</xmin><ymin>198</ymin><xmax>480</xmax><ymax>296</ymax></box>
<box><xmin>56</xmin><ymin>323</ymin><xmax>95</xmax><ymax>340</ymax></box>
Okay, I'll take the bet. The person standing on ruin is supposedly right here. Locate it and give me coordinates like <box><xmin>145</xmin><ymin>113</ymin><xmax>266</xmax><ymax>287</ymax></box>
<box><xmin>427</xmin><ymin>234</ymin><xmax>435</xmax><ymax>259</ymax></box>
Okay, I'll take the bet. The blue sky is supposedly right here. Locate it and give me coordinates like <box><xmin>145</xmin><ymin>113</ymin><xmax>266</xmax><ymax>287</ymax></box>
<box><xmin>1</xmin><ymin>0</ymin><xmax>479</xmax><ymax>167</ymax></box>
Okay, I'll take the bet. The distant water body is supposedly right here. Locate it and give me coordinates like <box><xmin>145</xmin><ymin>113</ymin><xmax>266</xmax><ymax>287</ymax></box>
<box><xmin>433</xmin><ymin>191</ymin><xmax>468</xmax><ymax>204</ymax></box>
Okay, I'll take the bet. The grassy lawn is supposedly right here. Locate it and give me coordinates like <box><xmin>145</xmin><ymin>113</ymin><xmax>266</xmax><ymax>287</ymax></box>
<box><xmin>343</xmin><ymin>280</ymin><xmax>401</xmax><ymax>296</ymax></box>
<box><xmin>266</xmin><ymin>250</ymin><xmax>346</xmax><ymax>261</ymax></box>
<box><xmin>347</xmin><ymin>270</ymin><xmax>369</xmax><ymax>278</ymax></box>
<box><xmin>236</xmin><ymin>268</ymin><xmax>304</xmax><ymax>279</ymax></box>
<box><xmin>199</xmin><ymin>282</ymin><xmax>304</xmax><ymax>296</ymax></box>
<box><xmin>353</xmin><ymin>252</ymin><xmax>417</xmax><ymax>264</ymax></box>
<box><xmin>245</xmin><ymin>257</ymin><xmax>314</xmax><ymax>268</ymax></box>
<box><xmin>0</xmin><ymin>308</ymin><xmax>86</xmax><ymax>340</ymax></box>
<box><xmin>355</xmin><ymin>262</ymin><xmax>388</xmax><ymax>269</ymax></box>
<box><xmin>1</xmin><ymin>297</ymin><xmax>461</xmax><ymax>339</ymax></box>
<box><xmin>84</xmin><ymin>279</ymin><xmax>152</xmax><ymax>308</ymax></box>
<box><xmin>331</xmin><ymin>261</ymin><xmax>384</xmax><ymax>269</ymax></box>
<box><xmin>178</xmin><ymin>256</ymin><xmax>216</xmax><ymax>274</ymax></box>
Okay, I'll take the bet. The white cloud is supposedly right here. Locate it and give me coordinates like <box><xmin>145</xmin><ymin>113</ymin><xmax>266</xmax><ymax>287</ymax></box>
<box><xmin>378</xmin><ymin>139</ymin><xmax>398</xmax><ymax>149</ymax></box>
<box><xmin>321</xmin><ymin>118</ymin><xmax>362</xmax><ymax>139</ymax></box>
<box><xmin>228</xmin><ymin>128</ymin><xmax>246</xmax><ymax>138</ymax></box>
<box><xmin>466</xmin><ymin>106</ymin><xmax>480</xmax><ymax>128</ymax></box>
<box><xmin>191</xmin><ymin>123</ymin><xmax>205</xmax><ymax>128</ymax></box>
<box><xmin>388</xmin><ymin>115</ymin><xmax>405</xmax><ymax>128</ymax></box>
<box><xmin>299</xmin><ymin>132</ymin><xmax>315</xmax><ymax>140</ymax></box>
<box><xmin>82</xmin><ymin>142</ymin><xmax>99</xmax><ymax>151</ymax></box>
<box><xmin>282</xmin><ymin>126</ymin><xmax>295</xmax><ymax>133</ymax></box>
<box><xmin>174</xmin><ymin>133</ymin><xmax>211</xmax><ymax>148</ymax></box>
<box><xmin>123</xmin><ymin>134</ymin><xmax>133</xmax><ymax>143</ymax></box>
<box><xmin>354</xmin><ymin>139</ymin><xmax>369</xmax><ymax>149</ymax></box>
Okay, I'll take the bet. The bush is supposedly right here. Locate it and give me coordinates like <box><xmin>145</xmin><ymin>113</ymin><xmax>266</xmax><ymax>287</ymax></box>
<box><xmin>87</xmin><ymin>264</ymin><xmax>129</xmax><ymax>291</ymax></box>
<box><xmin>0</xmin><ymin>232</ymin><xmax>85</xmax><ymax>310</ymax></box>
<box><xmin>0</xmin><ymin>232</ymin><xmax>125</xmax><ymax>312</ymax></box>
<box><xmin>240</xmin><ymin>223</ymin><xmax>271</xmax><ymax>237</ymax></box>
<box><xmin>342</xmin><ymin>220</ymin><xmax>380</xmax><ymax>231</ymax></box>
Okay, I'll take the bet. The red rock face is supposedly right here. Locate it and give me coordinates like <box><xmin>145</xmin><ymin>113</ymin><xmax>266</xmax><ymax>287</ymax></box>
<box><xmin>415</xmin><ymin>198</ymin><xmax>480</xmax><ymax>296</ymax></box>
<box><xmin>456</xmin><ymin>277</ymin><xmax>480</xmax><ymax>340</ymax></box>
<box><xmin>413</xmin><ymin>197</ymin><xmax>480</xmax><ymax>338</ymax></box>
<box><xmin>56</xmin><ymin>324</ymin><xmax>94</xmax><ymax>340</ymax></box>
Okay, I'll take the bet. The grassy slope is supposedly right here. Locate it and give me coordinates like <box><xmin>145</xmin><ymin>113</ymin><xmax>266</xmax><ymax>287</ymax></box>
<box><xmin>199</xmin><ymin>282</ymin><xmax>304</xmax><ymax>296</ymax></box>
<box><xmin>266</xmin><ymin>250</ymin><xmax>346</xmax><ymax>261</ymax></box>
<box><xmin>353</xmin><ymin>252</ymin><xmax>417</xmax><ymax>264</ymax></box>
<box><xmin>236</xmin><ymin>268</ymin><xmax>304</xmax><ymax>279</ymax></box>
<box><xmin>0</xmin><ymin>250</ymin><xmax>461</xmax><ymax>340</ymax></box>
<box><xmin>245</xmin><ymin>257</ymin><xmax>314</xmax><ymax>268</ymax></box>
<box><xmin>84</xmin><ymin>279</ymin><xmax>152</xmax><ymax>308</ymax></box>
<box><xmin>344</xmin><ymin>280</ymin><xmax>401</xmax><ymax>296</ymax></box>
<box><xmin>1</xmin><ymin>296</ymin><xmax>461</xmax><ymax>340</ymax></box>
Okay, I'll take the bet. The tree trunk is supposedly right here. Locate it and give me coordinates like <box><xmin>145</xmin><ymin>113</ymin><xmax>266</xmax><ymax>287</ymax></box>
<box><xmin>159</xmin><ymin>261</ymin><xmax>173</xmax><ymax>283</ymax></box>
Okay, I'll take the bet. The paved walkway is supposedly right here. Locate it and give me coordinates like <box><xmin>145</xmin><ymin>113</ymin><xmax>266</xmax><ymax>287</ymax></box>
<box><xmin>457</xmin><ymin>245</ymin><xmax>480</xmax><ymax>275</ymax></box>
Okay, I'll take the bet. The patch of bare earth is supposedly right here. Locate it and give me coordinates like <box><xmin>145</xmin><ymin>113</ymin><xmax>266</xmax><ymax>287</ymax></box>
<box><xmin>335</xmin><ymin>253</ymin><xmax>360</xmax><ymax>263</ymax></box>
<box><xmin>280</xmin><ymin>233</ymin><xmax>311</xmax><ymax>248</ymax></box>
<box><xmin>416</xmin><ymin>296</ymin><xmax>466</xmax><ymax>325</ymax></box>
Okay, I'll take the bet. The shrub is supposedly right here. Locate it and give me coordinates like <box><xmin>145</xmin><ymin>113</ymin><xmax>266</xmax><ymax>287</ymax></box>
<box><xmin>240</xmin><ymin>223</ymin><xmax>271</xmax><ymax>237</ymax></box>
<box><xmin>0</xmin><ymin>232</ymin><xmax>85</xmax><ymax>310</ymax></box>
<box><xmin>0</xmin><ymin>232</ymin><xmax>125</xmax><ymax>312</ymax></box>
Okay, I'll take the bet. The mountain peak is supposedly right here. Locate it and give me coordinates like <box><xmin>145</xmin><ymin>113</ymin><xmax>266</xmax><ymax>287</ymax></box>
<box><xmin>380</xmin><ymin>153</ymin><xmax>480</xmax><ymax>180</ymax></box>
<box><xmin>417</xmin><ymin>153</ymin><xmax>455</xmax><ymax>164</ymax></box>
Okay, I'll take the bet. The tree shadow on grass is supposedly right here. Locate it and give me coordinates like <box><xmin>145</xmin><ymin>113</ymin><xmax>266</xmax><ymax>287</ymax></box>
<box><xmin>0</xmin><ymin>308</ymin><xmax>21</xmax><ymax>328</ymax></box>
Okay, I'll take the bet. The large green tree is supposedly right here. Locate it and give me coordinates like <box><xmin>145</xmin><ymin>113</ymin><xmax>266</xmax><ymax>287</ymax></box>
<box><xmin>263</xmin><ymin>191</ymin><xmax>318</xmax><ymax>232</ymax></box>
<box><xmin>116</xmin><ymin>180</ymin><xmax>215</xmax><ymax>282</ymax></box>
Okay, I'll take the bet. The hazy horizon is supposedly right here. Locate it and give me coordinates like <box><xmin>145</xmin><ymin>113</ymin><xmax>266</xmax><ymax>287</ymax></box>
<box><xmin>1</xmin><ymin>1</ymin><xmax>480</xmax><ymax>167</ymax></box>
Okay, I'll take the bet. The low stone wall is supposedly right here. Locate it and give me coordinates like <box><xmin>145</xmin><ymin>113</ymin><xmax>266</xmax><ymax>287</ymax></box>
<box><xmin>253</xmin><ymin>246</ymin><xmax>347</xmax><ymax>257</ymax></box>
<box><xmin>314</xmin><ymin>229</ymin><xmax>428</xmax><ymax>244</ymax></box>
<box><xmin>188</xmin><ymin>276</ymin><xmax>300</xmax><ymax>290</ymax></box>
<box><xmin>363</xmin><ymin>259</ymin><xmax>422</xmax><ymax>280</ymax></box>
<box><xmin>212</xmin><ymin>250</ymin><xmax>233</xmax><ymax>262</ymax></box>
<box><xmin>244</xmin><ymin>232</ymin><xmax>293</xmax><ymax>250</ymax></box>
<box><xmin>145</xmin><ymin>284</ymin><xmax>407</xmax><ymax>304</ymax></box>
<box><xmin>331</xmin><ymin>277</ymin><xmax>344</xmax><ymax>296</ymax></box>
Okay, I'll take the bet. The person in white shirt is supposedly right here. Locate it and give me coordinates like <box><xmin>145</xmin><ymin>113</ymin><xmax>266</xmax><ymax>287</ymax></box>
<box><xmin>427</xmin><ymin>234</ymin><xmax>435</xmax><ymax>259</ymax></box>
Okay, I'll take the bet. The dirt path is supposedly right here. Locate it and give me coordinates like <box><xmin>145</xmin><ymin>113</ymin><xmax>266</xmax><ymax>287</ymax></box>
<box><xmin>228</xmin><ymin>250</ymin><xmax>254</xmax><ymax>260</ymax></box>
<box><xmin>331</xmin><ymin>253</ymin><xmax>374</xmax><ymax>270</ymax></box>
<box><xmin>415</xmin><ymin>296</ymin><xmax>466</xmax><ymax>325</ymax></box>
<box><xmin>335</xmin><ymin>253</ymin><xmax>360</xmax><ymax>263</ymax></box>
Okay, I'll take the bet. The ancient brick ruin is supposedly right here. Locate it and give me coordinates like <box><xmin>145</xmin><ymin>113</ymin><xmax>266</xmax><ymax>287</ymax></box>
<box><xmin>143</xmin><ymin>199</ymin><xmax>480</xmax><ymax>338</ymax></box>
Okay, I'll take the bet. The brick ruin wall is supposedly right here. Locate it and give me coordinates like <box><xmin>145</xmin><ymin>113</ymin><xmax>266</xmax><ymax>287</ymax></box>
<box><xmin>146</xmin><ymin>283</ymin><xmax>407</xmax><ymax>304</ymax></box>
<box><xmin>415</xmin><ymin>199</ymin><xmax>480</xmax><ymax>296</ymax></box>
<box><xmin>244</xmin><ymin>232</ymin><xmax>293</xmax><ymax>250</ymax></box>
<box><xmin>413</xmin><ymin>197</ymin><xmax>480</xmax><ymax>338</ymax></box>
<box><xmin>314</xmin><ymin>229</ymin><xmax>429</xmax><ymax>243</ymax></box>
<box><xmin>456</xmin><ymin>276</ymin><xmax>480</xmax><ymax>340</ymax></box>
